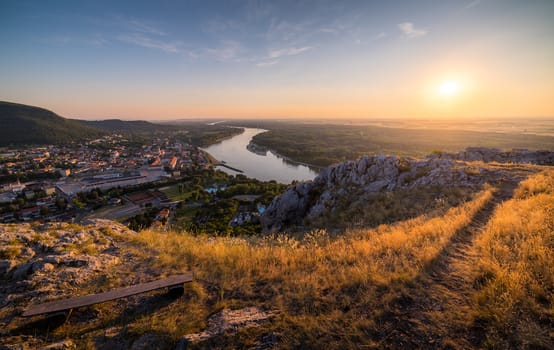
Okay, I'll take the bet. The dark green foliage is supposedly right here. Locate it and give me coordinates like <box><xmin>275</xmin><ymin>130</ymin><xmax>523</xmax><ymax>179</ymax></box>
<box><xmin>170</xmin><ymin>170</ymin><xmax>287</xmax><ymax>235</ymax></box>
<box><xmin>169</xmin><ymin>122</ymin><xmax>244</xmax><ymax>147</ymax></box>
<box><xmin>0</xmin><ymin>101</ymin><xmax>103</xmax><ymax>146</ymax></box>
<box><xmin>128</xmin><ymin>208</ymin><xmax>158</xmax><ymax>231</ymax></box>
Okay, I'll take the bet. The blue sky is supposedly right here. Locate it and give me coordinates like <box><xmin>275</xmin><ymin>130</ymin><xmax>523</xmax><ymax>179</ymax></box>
<box><xmin>1</xmin><ymin>0</ymin><xmax>553</xmax><ymax>119</ymax></box>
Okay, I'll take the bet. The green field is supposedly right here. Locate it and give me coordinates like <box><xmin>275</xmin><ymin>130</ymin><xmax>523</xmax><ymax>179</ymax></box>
<box><xmin>159</xmin><ymin>184</ymin><xmax>193</xmax><ymax>201</ymax></box>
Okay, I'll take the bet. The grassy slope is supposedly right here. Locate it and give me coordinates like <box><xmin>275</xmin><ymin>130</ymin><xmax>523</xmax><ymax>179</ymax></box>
<box><xmin>470</xmin><ymin>171</ymin><xmax>554</xmax><ymax>348</ymax></box>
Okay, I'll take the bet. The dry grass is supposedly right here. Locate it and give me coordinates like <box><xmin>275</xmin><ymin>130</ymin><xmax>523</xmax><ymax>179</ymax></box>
<box><xmin>470</xmin><ymin>170</ymin><xmax>554</xmax><ymax>349</ymax></box>
<box><xmin>126</xmin><ymin>186</ymin><xmax>495</xmax><ymax>347</ymax></box>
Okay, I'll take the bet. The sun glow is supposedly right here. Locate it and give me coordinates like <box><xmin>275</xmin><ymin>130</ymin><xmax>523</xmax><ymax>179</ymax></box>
<box><xmin>438</xmin><ymin>80</ymin><xmax>461</xmax><ymax>97</ymax></box>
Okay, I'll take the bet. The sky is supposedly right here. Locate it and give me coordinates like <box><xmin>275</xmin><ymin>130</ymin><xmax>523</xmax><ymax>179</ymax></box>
<box><xmin>1</xmin><ymin>0</ymin><xmax>553</xmax><ymax>120</ymax></box>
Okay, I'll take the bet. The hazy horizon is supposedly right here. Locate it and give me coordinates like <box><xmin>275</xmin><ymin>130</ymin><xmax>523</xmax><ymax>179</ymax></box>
<box><xmin>2</xmin><ymin>0</ymin><xmax>553</xmax><ymax>120</ymax></box>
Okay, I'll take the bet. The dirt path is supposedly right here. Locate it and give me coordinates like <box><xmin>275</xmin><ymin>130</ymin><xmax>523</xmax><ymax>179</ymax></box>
<box><xmin>381</xmin><ymin>180</ymin><xmax>519</xmax><ymax>349</ymax></box>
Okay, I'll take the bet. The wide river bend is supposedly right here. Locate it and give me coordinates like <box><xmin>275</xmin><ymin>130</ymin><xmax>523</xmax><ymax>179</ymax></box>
<box><xmin>202</xmin><ymin>128</ymin><xmax>318</xmax><ymax>184</ymax></box>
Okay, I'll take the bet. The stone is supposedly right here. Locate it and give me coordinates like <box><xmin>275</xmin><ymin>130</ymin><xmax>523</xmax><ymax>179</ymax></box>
<box><xmin>181</xmin><ymin>307</ymin><xmax>276</xmax><ymax>344</ymax></box>
<box><xmin>32</xmin><ymin>262</ymin><xmax>55</xmax><ymax>273</ymax></box>
<box><xmin>38</xmin><ymin>340</ymin><xmax>76</xmax><ymax>350</ymax></box>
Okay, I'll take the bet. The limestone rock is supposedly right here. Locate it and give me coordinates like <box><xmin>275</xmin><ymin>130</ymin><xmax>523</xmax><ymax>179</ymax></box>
<box><xmin>261</xmin><ymin>150</ymin><xmax>532</xmax><ymax>232</ymax></box>
<box><xmin>38</xmin><ymin>340</ymin><xmax>76</xmax><ymax>350</ymax></box>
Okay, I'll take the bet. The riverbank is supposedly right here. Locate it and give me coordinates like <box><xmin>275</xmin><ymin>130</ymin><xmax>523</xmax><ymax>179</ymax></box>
<box><xmin>202</xmin><ymin>149</ymin><xmax>244</xmax><ymax>173</ymax></box>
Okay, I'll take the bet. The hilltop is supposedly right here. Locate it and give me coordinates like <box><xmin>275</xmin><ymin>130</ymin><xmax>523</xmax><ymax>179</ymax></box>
<box><xmin>0</xmin><ymin>158</ymin><xmax>552</xmax><ymax>349</ymax></box>
<box><xmin>0</xmin><ymin>101</ymin><xmax>103</xmax><ymax>146</ymax></box>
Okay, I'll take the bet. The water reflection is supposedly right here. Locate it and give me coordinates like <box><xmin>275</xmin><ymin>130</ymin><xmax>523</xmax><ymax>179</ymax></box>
<box><xmin>202</xmin><ymin>128</ymin><xmax>319</xmax><ymax>184</ymax></box>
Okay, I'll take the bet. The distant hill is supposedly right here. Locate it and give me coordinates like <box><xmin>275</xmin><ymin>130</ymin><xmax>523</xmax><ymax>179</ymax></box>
<box><xmin>79</xmin><ymin>119</ymin><xmax>179</xmax><ymax>134</ymax></box>
<box><xmin>0</xmin><ymin>102</ymin><xmax>185</xmax><ymax>146</ymax></box>
<box><xmin>0</xmin><ymin>101</ymin><xmax>103</xmax><ymax>146</ymax></box>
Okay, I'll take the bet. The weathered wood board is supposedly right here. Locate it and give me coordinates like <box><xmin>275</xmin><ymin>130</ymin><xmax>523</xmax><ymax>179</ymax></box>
<box><xmin>22</xmin><ymin>273</ymin><xmax>192</xmax><ymax>317</ymax></box>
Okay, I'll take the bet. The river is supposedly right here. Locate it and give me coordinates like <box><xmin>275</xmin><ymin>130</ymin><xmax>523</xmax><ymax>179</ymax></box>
<box><xmin>202</xmin><ymin>128</ymin><xmax>319</xmax><ymax>184</ymax></box>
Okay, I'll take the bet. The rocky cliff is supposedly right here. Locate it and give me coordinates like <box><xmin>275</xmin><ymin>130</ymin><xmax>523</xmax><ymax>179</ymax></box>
<box><xmin>261</xmin><ymin>148</ymin><xmax>552</xmax><ymax>232</ymax></box>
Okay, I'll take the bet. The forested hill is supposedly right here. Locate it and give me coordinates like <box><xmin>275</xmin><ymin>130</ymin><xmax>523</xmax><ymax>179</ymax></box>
<box><xmin>80</xmin><ymin>119</ymin><xmax>179</xmax><ymax>134</ymax></box>
<box><xmin>0</xmin><ymin>101</ymin><xmax>103</xmax><ymax>146</ymax></box>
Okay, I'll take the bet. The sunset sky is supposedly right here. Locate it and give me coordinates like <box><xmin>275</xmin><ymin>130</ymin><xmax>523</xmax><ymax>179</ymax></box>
<box><xmin>1</xmin><ymin>0</ymin><xmax>553</xmax><ymax>120</ymax></box>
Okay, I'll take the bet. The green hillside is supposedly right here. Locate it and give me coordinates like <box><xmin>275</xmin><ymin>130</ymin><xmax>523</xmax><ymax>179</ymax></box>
<box><xmin>0</xmin><ymin>101</ymin><xmax>103</xmax><ymax>146</ymax></box>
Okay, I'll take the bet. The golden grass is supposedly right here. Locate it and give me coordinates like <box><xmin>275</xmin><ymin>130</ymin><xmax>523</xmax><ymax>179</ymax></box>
<box><xmin>470</xmin><ymin>170</ymin><xmax>554</xmax><ymax>349</ymax></box>
<box><xmin>127</xmin><ymin>186</ymin><xmax>494</xmax><ymax>347</ymax></box>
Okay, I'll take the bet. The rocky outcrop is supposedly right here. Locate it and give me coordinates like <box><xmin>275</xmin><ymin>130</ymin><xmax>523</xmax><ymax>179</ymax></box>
<box><xmin>261</xmin><ymin>154</ymin><xmax>506</xmax><ymax>233</ymax></box>
<box><xmin>0</xmin><ymin>219</ymin><xmax>134</xmax><ymax>349</ymax></box>
<box><xmin>180</xmin><ymin>306</ymin><xmax>277</xmax><ymax>345</ymax></box>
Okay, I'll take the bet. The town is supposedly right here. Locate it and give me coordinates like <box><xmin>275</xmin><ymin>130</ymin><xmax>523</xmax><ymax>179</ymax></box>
<box><xmin>0</xmin><ymin>133</ymin><xmax>285</xmax><ymax>234</ymax></box>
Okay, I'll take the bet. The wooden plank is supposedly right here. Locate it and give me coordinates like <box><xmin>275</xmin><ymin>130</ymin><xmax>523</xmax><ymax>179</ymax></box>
<box><xmin>22</xmin><ymin>273</ymin><xmax>192</xmax><ymax>317</ymax></box>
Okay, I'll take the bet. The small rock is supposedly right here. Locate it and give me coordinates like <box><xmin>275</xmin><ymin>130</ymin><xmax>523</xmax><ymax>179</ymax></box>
<box><xmin>38</xmin><ymin>340</ymin><xmax>76</xmax><ymax>350</ymax></box>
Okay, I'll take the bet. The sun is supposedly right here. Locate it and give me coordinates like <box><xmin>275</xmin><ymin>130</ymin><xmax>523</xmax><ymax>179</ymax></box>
<box><xmin>438</xmin><ymin>80</ymin><xmax>461</xmax><ymax>97</ymax></box>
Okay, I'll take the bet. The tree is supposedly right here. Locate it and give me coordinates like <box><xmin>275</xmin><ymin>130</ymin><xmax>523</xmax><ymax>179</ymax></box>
<box><xmin>56</xmin><ymin>198</ymin><xmax>66</xmax><ymax>210</ymax></box>
<box><xmin>73</xmin><ymin>198</ymin><xmax>85</xmax><ymax>209</ymax></box>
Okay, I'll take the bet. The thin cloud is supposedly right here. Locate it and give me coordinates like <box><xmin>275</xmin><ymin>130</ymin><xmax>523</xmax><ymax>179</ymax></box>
<box><xmin>465</xmin><ymin>0</ymin><xmax>481</xmax><ymax>9</ymax></box>
<box><xmin>44</xmin><ymin>34</ymin><xmax>109</xmax><ymax>48</ymax></box>
<box><xmin>202</xmin><ymin>41</ymin><xmax>242</xmax><ymax>62</ymax></box>
<box><xmin>398</xmin><ymin>22</ymin><xmax>427</xmax><ymax>39</ymax></box>
<box><xmin>118</xmin><ymin>33</ymin><xmax>181</xmax><ymax>53</ymax></box>
<box><xmin>268</xmin><ymin>46</ymin><xmax>313</xmax><ymax>59</ymax></box>
<box><xmin>257</xmin><ymin>60</ymin><xmax>279</xmax><ymax>67</ymax></box>
<box><xmin>374</xmin><ymin>31</ymin><xmax>387</xmax><ymax>40</ymax></box>
<box><xmin>121</xmin><ymin>18</ymin><xmax>166</xmax><ymax>36</ymax></box>
<box><xmin>319</xmin><ymin>27</ymin><xmax>340</xmax><ymax>34</ymax></box>
<box><xmin>255</xmin><ymin>46</ymin><xmax>312</xmax><ymax>68</ymax></box>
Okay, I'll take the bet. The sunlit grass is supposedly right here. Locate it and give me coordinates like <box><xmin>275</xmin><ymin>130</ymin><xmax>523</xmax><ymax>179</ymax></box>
<box><xmin>128</xmin><ymin>186</ymin><xmax>494</xmax><ymax>346</ymax></box>
<box><xmin>470</xmin><ymin>170</ymin><xmax>554</xmax><ymax>349</ymax></box>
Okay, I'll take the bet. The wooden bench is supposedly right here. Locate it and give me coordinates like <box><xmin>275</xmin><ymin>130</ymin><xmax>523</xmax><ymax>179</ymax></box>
<box><xmin>22</xmin><ymin>273</ymin><xmax>193</xmax><ymax>317</ymax></box>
